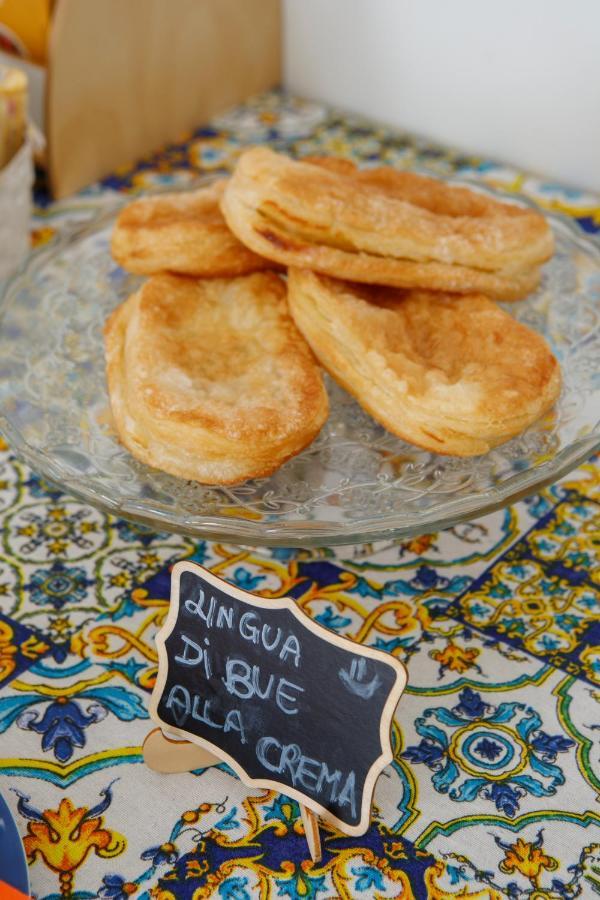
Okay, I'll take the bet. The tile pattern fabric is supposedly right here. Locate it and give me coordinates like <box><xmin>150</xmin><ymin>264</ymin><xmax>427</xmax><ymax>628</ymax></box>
<box><xmin>0</xmin><ymin>91</ymin><xmax>599</xmax><ymax>900</ymax></box>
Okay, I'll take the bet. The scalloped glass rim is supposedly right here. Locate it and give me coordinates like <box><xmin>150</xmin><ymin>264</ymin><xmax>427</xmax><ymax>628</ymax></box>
<box><xmin>0</xmin><ymin>174</ymin><xmax>598</xmax><ymax>547</ymax></box>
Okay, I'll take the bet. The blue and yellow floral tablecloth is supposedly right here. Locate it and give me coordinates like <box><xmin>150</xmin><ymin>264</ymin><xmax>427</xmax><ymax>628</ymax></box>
<box><xmin>1</xmin><ymin>91</ymin><xmax>599</xmax><ymax>900</ymax></box>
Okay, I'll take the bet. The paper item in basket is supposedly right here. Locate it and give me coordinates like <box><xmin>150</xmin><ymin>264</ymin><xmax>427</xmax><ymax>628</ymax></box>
<box><xmin>0</xmin><ymin>63</ymin><xmax>27</xmax><ymax>169</ymax></box>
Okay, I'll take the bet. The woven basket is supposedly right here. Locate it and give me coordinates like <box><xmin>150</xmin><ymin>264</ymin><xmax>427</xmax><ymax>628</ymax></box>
<box><xmin>0</xmin><ymin>136</ymin><xmax>32</xmax><ymax>281</ymax></box>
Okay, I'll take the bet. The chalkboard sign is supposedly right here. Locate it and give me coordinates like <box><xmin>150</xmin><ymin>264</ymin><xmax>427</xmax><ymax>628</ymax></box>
<box><xmin>150</xmin><ymin>561</ymin><xmax>407</xmax><ymax>835</ymax></box>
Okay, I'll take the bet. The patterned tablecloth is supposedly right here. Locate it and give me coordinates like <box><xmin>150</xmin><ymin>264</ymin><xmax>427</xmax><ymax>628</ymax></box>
<box><xmin>1</xmin><ymin>91</ymin><xmax>599</xmax><ymax>900</ymax></box>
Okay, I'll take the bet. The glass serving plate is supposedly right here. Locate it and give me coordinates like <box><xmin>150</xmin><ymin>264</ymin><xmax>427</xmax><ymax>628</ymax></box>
<box><xmin>0</xmin><ymin>177</ymin><xmax>599</xmax><ymax>546</ymax></box>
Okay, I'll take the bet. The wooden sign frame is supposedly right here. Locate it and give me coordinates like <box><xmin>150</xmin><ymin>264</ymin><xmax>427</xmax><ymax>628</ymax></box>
<box><xmin>149</xmin><ymin>561</ymin><xmax>407</xmax><ymax>837</ymax></box>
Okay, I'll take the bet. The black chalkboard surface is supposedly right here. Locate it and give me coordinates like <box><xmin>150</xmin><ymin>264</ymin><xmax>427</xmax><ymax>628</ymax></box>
<box><xmin>150</xmin><ymin>561</ymin><xmax>407</xmax><ymax>835</ymax></box>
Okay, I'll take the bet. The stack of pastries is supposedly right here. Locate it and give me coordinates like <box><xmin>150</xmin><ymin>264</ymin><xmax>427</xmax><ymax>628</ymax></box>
<box><xmin>105</xmin><ymin>148</ymin><xmax>560</xmax><ymax>484</ymax></box>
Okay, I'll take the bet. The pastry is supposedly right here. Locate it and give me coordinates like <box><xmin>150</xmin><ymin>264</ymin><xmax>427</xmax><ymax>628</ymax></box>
<box><xmin>111</xmin><ymin>179</ymin><xmax>271</xmax><ymax>277</ymax></box>
<box><xmin>104</xmin><ymin>271</ymin><xmax>329</xmax><ymax>483</ymax></box>
<box><xmin>222</xmin><ymin>148</ymin><xmax>554</xmax><ymax>301</ymax></box>
<box><xmin>287</xmin><ymin>268</ymin><xmax>560</xmax><ymax>456</ymax></box>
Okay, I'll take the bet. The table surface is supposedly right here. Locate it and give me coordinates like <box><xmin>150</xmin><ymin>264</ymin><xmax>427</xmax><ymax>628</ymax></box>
<box><xmin>1</xmin><ymin>90</ymin><xmax>599</xmax><ymax>900</ymax></box>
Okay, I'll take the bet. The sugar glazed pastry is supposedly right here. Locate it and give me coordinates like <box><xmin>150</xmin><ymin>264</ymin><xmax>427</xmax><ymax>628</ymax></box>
<box><xmin>104</xmin><ymin>271</ymin><xmax>329</xmax><ymax>483</ymax></box>
<box><xmin>222</xmin><ymin>148</ymin><xmax>554</xmax><ymax>301</ymax></box>
<box><xmin>111</xmin><ymin>179</ymin><xmax>271</xmax><ymax>277</ymax></box>
<box><xmin>287</xmin><ymin>269</ymin><xmax>560</xmax><ymax>456</ymax></box>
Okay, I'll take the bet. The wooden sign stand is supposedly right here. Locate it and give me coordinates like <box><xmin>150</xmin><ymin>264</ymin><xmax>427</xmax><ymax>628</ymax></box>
<box><xmin>143</xmin><ymin>561</ymin><xmax>407</xmax><ymax>864</ymax></box>
<box><xmin>143</xmin><ymin>727</ymin><xmax>220</xmax><ymax>773</ymax></box>
<box><xmin>143</xmin><ymin>726</ymin><xmax>322</xmax><ymax>861</ymax></box>
<box><xmin>299</xmin><ymin>803</ymin><xmax>322</xmax><ymax>863</ymax></box>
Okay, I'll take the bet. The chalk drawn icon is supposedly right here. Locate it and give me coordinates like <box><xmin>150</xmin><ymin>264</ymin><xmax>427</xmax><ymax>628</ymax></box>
<box><xmin>339</xmin><ymin>658</ymin><xmax>382</xmax><ymax>699</ymax></box>
<box><xmin>149</xmin><ymin>561</ymin><xmax>407</xmax><ymax>836</ymax></box>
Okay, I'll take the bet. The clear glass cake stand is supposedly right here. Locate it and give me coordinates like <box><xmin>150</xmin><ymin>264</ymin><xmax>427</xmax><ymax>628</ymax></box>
<box><xmin>0</xmin><ymin>177</ymin><xmax>598</xmax><ymax>546</ymax></box>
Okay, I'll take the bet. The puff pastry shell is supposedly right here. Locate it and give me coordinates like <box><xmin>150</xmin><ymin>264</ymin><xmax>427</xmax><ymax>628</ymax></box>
<box><xmin>287</xmin><ymin>269</ymin><xmax>560</xmax><ymax>456</ymax></box>
<box><xmin>104</xmin><ymin>271</ymin><xmax>329</xmax><ymax>483</ymax></box>
<box><xmin>222</xmin><ymin>149</ymin><xmax>554</xmax><ymax>301</ymax></box>
<box><xmin>111</xmin><ymin>180</ymin><xmax>271</xmax><ymax>277</ymax></box>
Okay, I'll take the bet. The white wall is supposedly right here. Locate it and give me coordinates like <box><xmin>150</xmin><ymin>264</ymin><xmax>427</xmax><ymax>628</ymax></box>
<box><xmin>283</xmin><ymin>0</ymin><xmax>600</xmax><ymax>192</ymax></box>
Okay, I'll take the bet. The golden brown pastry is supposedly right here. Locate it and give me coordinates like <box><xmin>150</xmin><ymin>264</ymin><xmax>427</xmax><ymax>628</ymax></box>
<box><xmin>222</xmin><ymin>148</ymin><xmax>554</xmax><ymax>301</ymax></box>
<box><xmin>111</xmin><ymin>179</ymin><xmax>271</xmax><ymax>277</ymax></box>
<box><xmin>104</xmin><ymin>271</ymin><xmax>329</xmax><ymax>483</ymax></box>
<box><xmin>287</xmin><ymin>269</ymin><xmax>560</xmax><ymax>456</ymax></box>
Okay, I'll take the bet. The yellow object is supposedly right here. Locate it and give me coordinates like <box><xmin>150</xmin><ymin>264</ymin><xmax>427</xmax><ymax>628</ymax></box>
<box><xmin>0</xmin><ymin>62</ymin><xmax>27</xmax><ymax>168</ymax></box>
<box><xmin>0</xmin><ymin>0</ymin><xmax>52</xmax><ymax>64</ymax></box>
